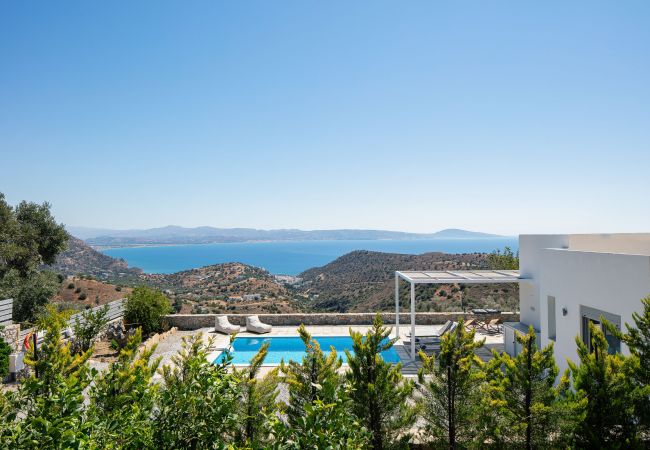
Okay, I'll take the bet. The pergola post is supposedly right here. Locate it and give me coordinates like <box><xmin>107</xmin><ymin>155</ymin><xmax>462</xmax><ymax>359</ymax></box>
<box><xmin>395</xmin><ymin>273</ymin><xmax>399</xmax><ymax>338</ymax></box>
<box><xmin>410</xmin><ymin>281</ymin><xmax>415</xmax><ymax>361</ymax></box>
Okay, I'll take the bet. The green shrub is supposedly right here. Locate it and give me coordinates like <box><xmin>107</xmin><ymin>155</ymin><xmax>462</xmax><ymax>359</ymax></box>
<box><xmin>0</xmin><ymin>330</ymin><xmax>11</xmax><ymax>379</ymax></box>
<box><xmin>71</xmin><ymin>305</ymin><xmax>109</xmax><ymax>354</ymax></box>
<box><xmin>115</xmin><ymin>286</ymin><xmax>122</xmax><ymax>292</ymax></box>
<box><xmin>124</xmin><ymin>286</ymin><xmax>172</xmax><ymax>335</ymax></box>
<box><xmin>75</xmin><ymin>287</ymin><xmax>81</xmax><ymax>294</ymax></box>
<box><xmin>67</xmin><ymin>283</ymin><xmax>75</xmax><ymax>289</ymax></box>
<box><xmin>78</xmin><ymin>293</ymin><xmax>87</xmax><ymax>300</ymax></box>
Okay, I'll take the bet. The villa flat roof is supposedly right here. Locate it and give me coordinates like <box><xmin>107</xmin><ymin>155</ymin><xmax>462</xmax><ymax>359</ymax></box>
<box><xmin>396</xmin><ymin>269</ymin><xmax>524</xmax><ymax>284</ymax></box>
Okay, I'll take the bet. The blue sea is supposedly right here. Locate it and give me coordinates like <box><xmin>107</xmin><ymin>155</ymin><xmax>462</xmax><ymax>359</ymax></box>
<box><xmin>101</xmin><ymin>238</ymin><xmax>517</xmax><ymax>276</ymax></box>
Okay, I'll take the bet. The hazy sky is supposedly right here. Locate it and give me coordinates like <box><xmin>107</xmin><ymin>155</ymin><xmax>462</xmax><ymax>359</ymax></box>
<box><xmin>1</xmin><ymin>1</ymin><xmax>649</xmax><ymax>235</ymax></box>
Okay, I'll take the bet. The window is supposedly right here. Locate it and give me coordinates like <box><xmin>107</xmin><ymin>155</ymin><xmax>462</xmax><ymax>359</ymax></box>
<box><xmin>547</xmin><ymin>296</ymin><xmax>556</xmax><ymax>340</ymax></box>
<box><xmin>580</xmin><ymin>306</ymin><xmax>621</xmax><ymax>354</ymax></box>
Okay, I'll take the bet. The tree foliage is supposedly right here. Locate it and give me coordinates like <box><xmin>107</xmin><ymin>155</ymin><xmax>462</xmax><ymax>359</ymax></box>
<box><xmin>124</xmin><ymin>286</ymin><xmax>171</xmax><ymax>335</ymax></box>
<box><xmin>345</xmin><ymin>314</ymin><xmax>415</xmax><ymax>450</ymax></box>
<box><xmin>1</xmin><ymin>269</ymin><xmax>60</xmax><ymax>324</ymax></box>
<box><xmin>10</xmin><ymin>306</ymin><xmax>94</xmax><ymax>448</ymax></box>
<box><xmin>487</xmin><ymin>246</ymin><xmax>519</xmax><ymax>270</ymax></box>
<box><xmin>86</xmin><ymin>328</ymin><xmax>160</xmax><ymax>449</ymax></box>
<box><xmin>71</xmin><ymin>304</ymin><xmax>110</xmax><ymax>354</ymax></box>
<box><xmin>0</xmin><ymin>193</ymin><xmax>68</xmax><ymax>279</ymax></box>
<box><xmin>270</xmin><ymin>395</ymin><xmax>370</xmax><ymax>449</ymax></box>
<box><xmin>280</xmin><ymin>324</ymin><xmax>343</xmax><ymax>425</ymax></box>
<box><xmin>569</xmin><ymin>321</ymin><xmax>641</xmax><ymax>448</ymax></box>
<box><xmin>233</xmin><ymin>341</ymin><xmax>279</xmax><ymax>447</ymax></box>
<box><xmin>416</xmin><ymin>320</ymin><xmax>485</xmax><ymax>449</ymax></box>
<box><xmin>0</xmin><ymin>302</ymin><xmax>649</xmax><ymax>448</ymax></box>
<box><xmin>485</xmin><ymin>326</ymin><xmax>576</xmax><ymax>449</ymax></box>
<box><xmin>154</xmin><ymin>333</ymin><xmax>241</xmax><ymax>448</ymax></box>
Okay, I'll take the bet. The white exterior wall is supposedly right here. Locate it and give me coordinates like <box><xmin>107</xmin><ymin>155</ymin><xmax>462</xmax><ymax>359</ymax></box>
<box><xmin>538</xmin><ymin>249</ymin><xmax>650</xmax><ymax>374</ymax></box>
<box><xmin>568</xmin><ymin>233</ymin><xmax>650</xmax><ymax>255</ymax></box>
<box><xmin>518</xmin><ymin>235</ymin><xmax>569</xmax><ymax>330</ymax></box>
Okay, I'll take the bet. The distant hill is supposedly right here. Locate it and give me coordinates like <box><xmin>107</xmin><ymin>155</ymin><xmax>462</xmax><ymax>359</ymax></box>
<box><xmin>46</xmin><ymin>237</ymin><xmax>305</xmax><ymax>315</ymax></box>
<box><xmin>298</xmin><ymin>250</ymin><xmax>518</xmax><ymax>313</ymax></box>
<box><xmin>44</xmin><ymin>236</ymin><xmax>142</xmax><ymax>283</ymax></box>
<box><xmin>66</xmin><ymin>225</ymin><xmax>503</xmax><ymax>246</ymax></box>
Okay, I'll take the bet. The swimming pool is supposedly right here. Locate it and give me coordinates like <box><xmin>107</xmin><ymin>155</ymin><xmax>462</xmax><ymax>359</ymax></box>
<box><xmin>214</xmin><ymin>336</ymin><xmax>401</xmax><ymax>365</ymax></box>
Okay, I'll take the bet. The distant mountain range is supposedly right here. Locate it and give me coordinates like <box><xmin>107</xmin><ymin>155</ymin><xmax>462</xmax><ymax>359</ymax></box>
<box><xmin>66</xmin><ymin>226</ymin><xmax>503</xmax><ymax>247</ymax></box>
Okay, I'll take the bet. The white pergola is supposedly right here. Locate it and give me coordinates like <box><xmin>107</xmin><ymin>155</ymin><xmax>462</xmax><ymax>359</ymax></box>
<box><xmin>395</xmin><ymin>270</ymin><xmax>526</xmax><ymax>360</ymax></box>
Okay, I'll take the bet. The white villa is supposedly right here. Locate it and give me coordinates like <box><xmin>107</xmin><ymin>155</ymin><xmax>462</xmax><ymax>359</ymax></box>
<box><xmin>396</xmin><ymin>233</ymin><xmax>650</xmax><ymax>373</ymax></box>
<box><xmin>513</xmin><ymin>233</ymin><xmax>650</xmax><ymax>373</ymax></box>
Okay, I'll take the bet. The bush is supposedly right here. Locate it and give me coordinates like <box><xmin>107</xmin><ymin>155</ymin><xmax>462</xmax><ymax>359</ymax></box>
<box><xmin>0</xmin><ymin>330</ymin><xmax>11</xmax><ymax>379</ymax></box>
<box><xmin>124</xmin><ymin>286</ymin><xmax>172</xmax><ymax>335</ymax></box>
<box><xmin>115</xmin><ymin>286</ymin><xmax>122</xmax><ymax>292</ymax></box>
<box><xmin>78</xmin><ymin>293</ymin><xmax>87</xmax><ymax>300</ymax></box>
<box><xmin>71</xmin><ymin>305</ymin><xmax>109</xmax><ymax>353</ymax></box>
<box><xmin>67</xmin><ymin>283</ymin><xmax>75</xmax><ymax>289</ymax></box>
<box><xmin>75</xmin><ymin>287</ymin><xmax>81</xmax><ymax>294</ymax></box>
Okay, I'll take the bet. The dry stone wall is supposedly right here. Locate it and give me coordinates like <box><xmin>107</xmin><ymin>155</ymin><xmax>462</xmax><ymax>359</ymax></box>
<box><xmin>164</xmin><ymin>312</ymin><xmax>520</xmax><ymax>330</ymax></box>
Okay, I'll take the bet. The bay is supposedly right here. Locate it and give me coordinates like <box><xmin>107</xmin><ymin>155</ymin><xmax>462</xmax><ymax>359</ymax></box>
<box><xmin>101</xmin><ymin>237</ymin><xmax>518</xmax><ymax>276</ymax></box>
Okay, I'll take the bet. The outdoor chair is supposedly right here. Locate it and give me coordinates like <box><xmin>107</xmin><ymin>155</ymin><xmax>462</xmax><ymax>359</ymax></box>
<box><xmin>404</xmin><ymin>321</ymin><xmax>458</xmax><ymax>351</ymax></box>
<box><xmin>214</xmin><ymin>315</ymin><xmax>240</xmax><ymax>334</ymax></box>
<box><xmin>486</xmin><ymin>318</ymin><xmax>503</xmax><ymax>334</ymax></box>
<box><xmin>246</xmin><ymin>315</ymin><xmax>272</xmax><ymax>334</ymax></box>
<box><xmin>406</xmin><ymin>320</ymin><xmax>454</xmax><ymax>341</ymax></box>
<box><xmin>464</xmin><ymin>318</ymin><xmax>478</xmax><ymax>330</ymax></box>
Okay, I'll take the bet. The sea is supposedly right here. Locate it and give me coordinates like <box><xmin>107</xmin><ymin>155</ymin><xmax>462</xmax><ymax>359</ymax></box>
<box><xmin>100</xmin><ymin>237</ymin><xmax>518</xmax><ymax>276</ymax></box>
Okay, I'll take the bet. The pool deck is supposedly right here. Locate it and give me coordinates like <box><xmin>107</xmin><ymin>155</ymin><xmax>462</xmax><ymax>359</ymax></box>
<box><xmin>149</xmin><ymin>323</ymin><xmax>504</xmax><ymax>379</ymax></box>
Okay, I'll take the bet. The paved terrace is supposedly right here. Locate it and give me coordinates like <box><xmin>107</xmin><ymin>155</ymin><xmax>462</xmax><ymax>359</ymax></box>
<box><xmin>145</xmin><ymin>323</ymin><xmax>504</xmax><ymax>379</ymax></box>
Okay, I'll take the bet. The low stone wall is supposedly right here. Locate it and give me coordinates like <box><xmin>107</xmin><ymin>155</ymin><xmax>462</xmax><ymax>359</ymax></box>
<box><xmin>164</xmin><ymin>312</ymin><xmax>520</xmax><ymax>330</ymax></box>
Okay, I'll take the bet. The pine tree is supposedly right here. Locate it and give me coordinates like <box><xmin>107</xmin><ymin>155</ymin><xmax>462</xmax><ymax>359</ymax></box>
<box><xmin>233</xmin><ymin>341</ymin><xmax>279</xmax><ymax>447</ymax></box>
<box><xmin>18</xmin><ymin>306</ymin><xmax>95</xmax><ymax>447</ymax></box>
<box><xmin>486</xmin><ymin>326</ymin><xmax>575</xmax><ymax>449</ymax></box>
<box><xmin>416</xmin><ymin>320</ymin><xmax>484</xmax><ymax>449</ymax></box>
<box><xmin>280</xmin><ymin>324</ymin><xmax>342</xmax><ymax>425</ymax></box>
<box><xmin>569</xmin><ymin>321</ymin><xmax>641</xmax><ymax>447</ymax></box>
<box><xmin>345</xmin><ymin>314</ymin><xmax>415</xmax><ymax>450</ymax></box>
<box><xmin>607</xmin><ymin>295</ymin><xmax>650</xmax><ymax>435</ymax></box>
<box><xmin>154</xmin><ymin>333</ymin><xmax>242</xmax><ymax>448</ymax></box>
<box><xmin>86</xmin><ymin>328</ymin><xmax>161</xmax><ymax>448</ymax></box>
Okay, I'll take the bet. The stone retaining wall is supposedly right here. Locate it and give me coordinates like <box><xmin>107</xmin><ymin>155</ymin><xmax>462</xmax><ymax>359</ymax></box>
<box><xmin>164</xmin><ymin>312</ymin><xmax>520</xmax><ymax>330</ymax></box>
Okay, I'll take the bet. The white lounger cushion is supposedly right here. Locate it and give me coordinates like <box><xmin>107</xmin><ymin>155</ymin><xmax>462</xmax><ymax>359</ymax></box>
<box><xmin>215</xmin><ymin>315</ymin><xmax>240</xmax><ymax>334</ymax></box>
<box><xmin>246</xmin><ymin>315</ymin><xmax>272</xmax><ymax>334</ymax></box>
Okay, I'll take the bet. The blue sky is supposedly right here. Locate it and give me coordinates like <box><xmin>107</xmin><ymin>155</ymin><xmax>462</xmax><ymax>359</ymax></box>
<box><xmin>1</xmin><ymin>1</ymin><xmax>649</xmax><ymax>235</ymax></box>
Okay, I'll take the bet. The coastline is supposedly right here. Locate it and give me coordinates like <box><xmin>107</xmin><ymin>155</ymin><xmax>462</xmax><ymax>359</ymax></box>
<box><xmin>91</xmin><ymin>236</ymin><xmax>517</xmax><ymax>251</ymax></box>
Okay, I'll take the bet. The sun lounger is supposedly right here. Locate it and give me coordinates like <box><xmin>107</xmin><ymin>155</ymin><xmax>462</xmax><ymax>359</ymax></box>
<box><xmin>406</xmin><ymin>320</ymin><xmax>455</xmax><ymax>340</ymax></box>
<box><xmin>404</xmin><ymin>321</ymin><xmax>458</xmax><ymax>349</ymax></box>
<box><xmin>464</xmin><ymin>318</ymin><xmax>478</xmax><ymax>330</ymax></box>
<box><xmin>486</xmin><ymin>318</ymin><xmax>503</xmax><ymax>333</ymax></box>
<box><xmin>215</xmin><ymin>315</ymin><xmax>240</xmax><ymax>334</ymax></box>
<box><xmin>246</xmin><ymin>315</ymin><xmax>272</xmax><ymax>334</ymax></box>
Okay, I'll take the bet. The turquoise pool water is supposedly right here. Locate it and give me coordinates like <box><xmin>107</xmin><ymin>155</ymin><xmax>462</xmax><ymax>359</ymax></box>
<box><xmin>214</xmin><ymin>336</ymin><xmax>401</xmax><ymax>365</ymax></box>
